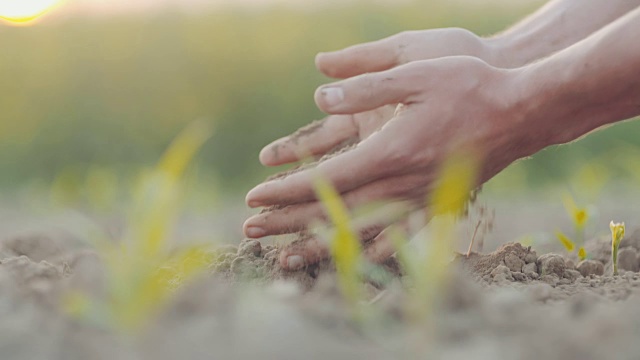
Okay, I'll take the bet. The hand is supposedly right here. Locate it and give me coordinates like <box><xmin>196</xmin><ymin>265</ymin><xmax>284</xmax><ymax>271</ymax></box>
<box><xmin>315</xmin><ymin>28</ymin><xmax>504</xmax><ymax>80</ymax></box>
<box><xmin>245</xmin><ymin>57</ymin><xmax>544</xmax><ymax>270</ymax></box>
<box><xmin>260</xmin><ymin>27</ymin><xmax>498</xmax><ymax>167</ymax></box>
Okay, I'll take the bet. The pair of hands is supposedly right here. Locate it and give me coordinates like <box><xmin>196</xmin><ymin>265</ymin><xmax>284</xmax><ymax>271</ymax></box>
<box><xmin>244</xmin><ymin>28</ymin><xmax>538</xmax><ymax>270</ymax></box>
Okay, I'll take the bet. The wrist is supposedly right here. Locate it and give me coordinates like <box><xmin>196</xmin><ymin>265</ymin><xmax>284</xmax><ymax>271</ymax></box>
<box><xmin>507</xmin><ymin>59</ymin><xmax>611</xmax><ymax>151</ymax></box>
<box><xmin>481</xmin><ymin>34</ymin><xmax>527</xmax><ymax>69</ymax></box>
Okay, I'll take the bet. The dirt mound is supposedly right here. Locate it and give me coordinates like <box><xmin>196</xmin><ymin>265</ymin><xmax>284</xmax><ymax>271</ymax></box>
<box><xmin>5</xmin><ymin>229</ymin><xmax>640</xmax><ymax>359</ymax></box>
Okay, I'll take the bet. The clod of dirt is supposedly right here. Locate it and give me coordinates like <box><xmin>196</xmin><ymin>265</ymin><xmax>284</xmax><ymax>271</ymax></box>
<box><xmin>238</xmin><ymin>240</ymin><xmax>262</xmax><ymax>257</ymax></box>
<box><xmin>576</xmin><ymin>260</ymin><xmax>605</xmax><ymax>277</ymax></box>
<box><xmin>212</xmin><ymin>238</ymin><xmax>331</xmax><ymax>290</ymax></box>
<box><xmin>490</xmin><ymin>265</ymin><xmax>514</xmax><ymax>282</ymax></box>
<box><xmin>0</xmin><ymin>256</ymin><xmax>64</xmax><ymax>284</ymax></box>
<box><xmin>504</xmin><ymin>252</ymin><xmax>524</xmax><ymax>273</ymax></box>
<box><xmin>537</xmin><ymin>254</ymin><xmax>566</xmax><ymax>277</ymax></box>
<box><xmin>458</xmin><ymin>242</ymin><xmax>533</xmax><ymax>277</ymax></box>
<box><xmin>564</xmin><ymin>258</ymin><xmax>576</xmax><ymax>270</ymax></box>
<box><xmin>0</xmin><ymin>233</ymin><xmax>72</xmax><ymax>263</ymax></box>
<box><xmin>617</xmin><ymin>247</ymin><xmax>639</xmax><ymax>272</ymax></box>
<box><xmin>523</xmin><ymin>262</ymin><xmax>538</xmax><ymax>278</ymax></box>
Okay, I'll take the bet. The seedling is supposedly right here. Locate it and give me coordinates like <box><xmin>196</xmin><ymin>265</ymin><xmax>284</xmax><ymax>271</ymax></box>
<box><xmin>64</xmin><ymin>121</ymin><xmax>215</xmax><ymax>332</ymax></box>
<box><xmin>610</xmin><ymin>221</ymin><xmax>625</xmax><ymax>276</ymax></box>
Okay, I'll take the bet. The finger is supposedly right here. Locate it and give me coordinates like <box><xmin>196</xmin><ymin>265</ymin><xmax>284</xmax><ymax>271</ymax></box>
<box><xmin>279</xmin><ymin>235</ymin><xmax>330</xmax><ymax>271</ymax></box>
<box><xmin>246</xmin><ymin>130</ymin><xmax>401</xmax><ymax>208</ymax></box>
<box><xmin>278</xmin><ymin>207</ymin><xmax>418</xmax><ymax>271</ymax></box>
<box><xmin>314</xmin><ymin>63</ymin><xmax>424</xmax><ymax>115</ymax></box>
<box><xmin>244</xmin><ymin>173</ymin><xmax>423</xmax><ymax>238</ymax></box>
<box><xmin>363</xmin><ymin>227</ymin><xmax>403</xmax><ymax>264</ymax></box>
<box><xmin>363</xmin><ymin>209</ymin><xmax>428</xmax><ymax>264</ymax></box>
<box><xmin>276</xmin><ymin>224</ymin><xmax>390</xmax><ymax>271</ymax></box>
<box><xmin>258</xmin><ymin>115</ymin><xmax>358</xmax><ymax>167</ymax></box>
<box><xmin>316</xmin><ymin>35</ymin><xmax>403</xmax><ymax>79</ymax></box>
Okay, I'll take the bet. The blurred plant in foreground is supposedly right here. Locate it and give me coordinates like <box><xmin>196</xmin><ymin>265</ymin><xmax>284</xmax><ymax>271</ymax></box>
<box><xmin>314</xmin><ymin>176</ymin><xmax>363</xmax><ymax>308</ymax></box>
<box><xmin>392</xmin><ymin>151</ymin><xmax>478</xmax><ymax>321</ymax></box>
<box><xmin>64</xmin><ymin>121</ymin><xmax>215</xmax><ymax>332</ymax></box>
<box><xmin>610</xmin><ymin>221</ymin><xmax>625</xmax><ymax>276</ymax></box>
<box><xmin>556</xmin><ymin>193</ymin><xmax>591</xmax><ymax>260</ymax></box>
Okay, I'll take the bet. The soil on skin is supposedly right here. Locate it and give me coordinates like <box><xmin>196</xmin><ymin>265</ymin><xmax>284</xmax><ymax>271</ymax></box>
<box><xmin>4</xmin><ymin>228</ymin><xmax>640</xmax><ymax>359</ymax></box>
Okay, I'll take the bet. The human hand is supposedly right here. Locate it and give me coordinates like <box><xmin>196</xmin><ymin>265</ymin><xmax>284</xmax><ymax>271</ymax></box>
<box><xmin>245</xmin><ymin>57</ymin><xmax>545</xmax><ymax>270</ymax></box>
<box><xmin>314</xmin><ymin>27</ymin><xmax>507</xmax><ymax>81</ymax></box>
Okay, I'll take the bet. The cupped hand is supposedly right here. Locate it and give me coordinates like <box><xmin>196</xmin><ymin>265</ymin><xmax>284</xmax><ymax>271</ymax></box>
<box><xmin>245</xmin><ymin>56</ymin><xmax>541</xmax><ymax>270</ymax></box>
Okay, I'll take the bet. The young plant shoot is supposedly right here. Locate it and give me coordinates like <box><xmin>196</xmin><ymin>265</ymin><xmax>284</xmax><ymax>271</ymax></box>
<box><xmin>65</xmin><ymin>121</ymin><xmax>214</xmax><ymax>332</ymax></box>
<box><xmin>610</xmin><ymin>221</ymin><xmax>626</xmax><ymax>276</ymax></box>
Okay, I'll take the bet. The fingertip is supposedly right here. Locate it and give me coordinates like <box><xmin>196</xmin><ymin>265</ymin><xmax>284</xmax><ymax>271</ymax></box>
<box><xmin>259</xmin><ymin>144</ymin><xmax>276</xmax><ymax>166</ymax></box>
<box><xmin>314</xmin><ymin>85</ymin><xmax>345</xmax><ymax>113</ymax></box>
<box><xmin>315</xmin><ymin>51</ymin><xmax>340</xmax><ymax>78</ymax></box>
<box><xmin>242</xmin><ymin>218</ymin><xmax>267</xmax><ymax>239</ymax></box>
<box><xmin>279</xmin><ymin>250</ymin><xmax>305</xmax><ymax>271</ymax></box>
<box><xmin>245</xmin><ymin>187</ymin><xmax>265</xmax><ymax>208</ymax></box>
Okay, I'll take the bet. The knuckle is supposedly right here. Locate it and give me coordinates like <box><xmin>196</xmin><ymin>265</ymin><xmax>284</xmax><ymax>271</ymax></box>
<box><xmin>389</xmin><ymin>31</ymin><xmax>418</xmax><ymax>64</ymax></box>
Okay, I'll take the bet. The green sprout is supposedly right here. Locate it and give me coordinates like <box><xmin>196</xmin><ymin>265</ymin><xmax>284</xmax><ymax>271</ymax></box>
<box><xmin>64</xmin><ymin>121</ymin><xmax>215</xmax><ymax>332</ymax></box>
<box><xmin>610</xmin><ymin>221</ymin><xmax>625</xmax><ymax>276</ymax></box>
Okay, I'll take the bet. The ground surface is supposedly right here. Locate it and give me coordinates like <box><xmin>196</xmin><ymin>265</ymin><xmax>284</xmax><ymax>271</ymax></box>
<box><xmin>3</xmin><ymin>220</ymin><xmax>640</xmax><ymax>360</ymax></box>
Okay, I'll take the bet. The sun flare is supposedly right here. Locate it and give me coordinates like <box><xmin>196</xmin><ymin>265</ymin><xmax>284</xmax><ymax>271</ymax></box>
<box><xmin>0</xmin><ymin>0</ymin><xmax>63</xmax><ymax>24</ymax></box>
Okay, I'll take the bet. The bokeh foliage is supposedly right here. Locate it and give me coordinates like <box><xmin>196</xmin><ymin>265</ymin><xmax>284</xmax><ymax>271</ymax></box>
<box><xmin>1</xmin><ymin>0</ymin><xmax>638</xmax><ymax>195</ymax></box>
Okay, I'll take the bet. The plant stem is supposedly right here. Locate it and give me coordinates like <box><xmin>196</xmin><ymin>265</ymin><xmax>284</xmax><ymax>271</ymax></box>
<box><xmin>612</xmin><ymin>242</ymin><xmax>619</xmax><ymax>276</ymax></box>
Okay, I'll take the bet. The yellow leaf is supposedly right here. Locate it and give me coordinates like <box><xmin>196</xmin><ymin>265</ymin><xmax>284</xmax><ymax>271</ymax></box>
<box><xmin>430</xmin><ymin>153</ymin><xmax>478</xmax><ymax>216</ymax></box>
<box><xmin>562</xmin><ymin>193</ymin><xmax>588</xmax><ymax>229</ymax></box>
<box><xmin>578</xmin><ymin>247</ymin><xmax>587</xmax><ymax>261</ymax></box>
<box><xmin>610</xmin><ymin>221</ymin><xmax>626</xmax><ymax>248</ymax></box>
<box><xmin>555</xmin><ymin>231</ymin><xmax>575</xmax><ymax>252</ymax></box>
<box><xmin>314</xmin><ymin>176</ymin><xmax>362</xmax><ymax>304</ymax></box>
<box><xmin>158</xmin><ymin>120</ymin><xmax>213</xmax><ymax>181</ymax></box>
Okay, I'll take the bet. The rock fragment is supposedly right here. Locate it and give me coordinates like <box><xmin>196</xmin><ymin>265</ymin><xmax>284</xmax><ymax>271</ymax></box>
<box><xmin>577</xmin><ymin>260</ymin><xmax>605</xmax><ymax>277</ymax></box>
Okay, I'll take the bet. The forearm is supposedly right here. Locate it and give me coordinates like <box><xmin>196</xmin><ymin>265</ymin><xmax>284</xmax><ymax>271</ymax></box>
<box><xmin>488</xmin><ymin>0</ymin><xmax>640</xmax><ymax>67</ymax></box>
<box><xmin>514</xmin><ymin>6</ymin><xmax>640</xmax><ymax>151</ymax></box>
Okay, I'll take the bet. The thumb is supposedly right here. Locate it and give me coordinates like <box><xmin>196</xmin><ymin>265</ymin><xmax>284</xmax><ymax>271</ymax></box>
<box><xmin>316</xmin><ymin>36</ymin><xmax>401</xmax><ymax>79</ymax></box>
<box><xmin>314</xmin><ymin>63</ymin><xmax>423</xmax><ymax>114</ymax></box>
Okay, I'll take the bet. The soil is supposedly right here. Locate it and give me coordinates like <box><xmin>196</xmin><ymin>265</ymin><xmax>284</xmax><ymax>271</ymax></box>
<box><xmin>3</xmin><ymin>226</ymin><xmax>640</xmax><ymax>359</ymax></box>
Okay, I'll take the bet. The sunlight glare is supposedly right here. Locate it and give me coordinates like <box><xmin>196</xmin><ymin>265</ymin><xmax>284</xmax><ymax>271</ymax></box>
<box><xmin>0</xmin><ymin>0</ymin><xmax>63</xmax><ymax>24</ymax></box>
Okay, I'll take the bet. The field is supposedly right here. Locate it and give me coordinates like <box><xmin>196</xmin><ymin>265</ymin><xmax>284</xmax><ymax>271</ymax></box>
<box><xmin>2</xmin><ymin>0</ymin><xmax>640</xmax><ymax>359</ymax></box>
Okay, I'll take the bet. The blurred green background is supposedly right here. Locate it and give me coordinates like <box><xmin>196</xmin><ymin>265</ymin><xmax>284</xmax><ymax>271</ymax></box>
<box><xmin>1</xmin><ymin>0</ymin><xmax>639</xmax><ymax>203</ymax></box>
